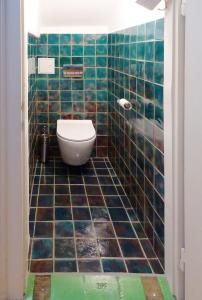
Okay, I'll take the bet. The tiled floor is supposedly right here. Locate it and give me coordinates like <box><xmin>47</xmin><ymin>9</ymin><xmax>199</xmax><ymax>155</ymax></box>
<box><xmin>29</xmin><ymin>158</ymin><xmax>164</xmax><ymax>274</ymax></box>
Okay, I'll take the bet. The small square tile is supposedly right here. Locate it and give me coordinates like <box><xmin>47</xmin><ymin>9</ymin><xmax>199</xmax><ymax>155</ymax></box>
<box><xmin>98</xmin><ymin>239</ymin><xmax>121</xmax><ymax>257</ymax></box>
<box><xmin>55</xmin><ymin>260</ymin><xmax>77</xmax><ymax>272</ymax></box>
<box><xmin>83</xmin><ymin>176</ymin><xmax>99</xmax><ymax>185</ymax></box>
<box><xmin>78</xmin><ymin>260</ymin><xmax>101</xmax><ymax>272</ymax></box>
<box><xmin>108</xmin><ymin>208</ymin><xmax>129</xmax><ymax>221</ymax></box>
<box><xmin>55</xmin><ymin>176</ymin><xmax>68</xmax><ymax>184</ymax></box>
<box><xmin>55</xmin><ymin>185</ymin><xmax>69</xmax><ymax>195</ymax></box>
<box><xmin>55</xmin><ymin>208</ymin><xmax>72</xmax><ymax>220</ymax></box>
<box><xmin>73</xmin><ymin>207</ymin><xmax>91</xmax><ymax>220</ymax></box>
<box><xmin>98</xmin><ymin>176</ymin><xmax>114</xmax><ymax>185</ymax></box>
<box><xmin>70</xmin><ymin>185</ymin><xmax>85</xmax><ymax>195</ymax></box>
<box><xmin>37</xmin><ymin>208</ymin><xmax>53</xmax><ymax>221</ymax></box>
<box><xmin>30</xmin><ymin>260</ymin><xmax>53</xmax><ymax>273</ymax></box>
<box><xmin>76</xmin><ymin>239</ymin><xmax>99</xmax><ymax>258</ymax></box>
<box><xmin>102</xmin><ymin>259</ymin><xmax>126</xmax><ymax>273</ymax></box>
<box><xmin>75</xmin><ymin>221</ymin><xmax>95</xmax><ymax>238</ymax></box>
<box><xmin>91</xmin><ymin>208</ymin><xmax>110</xmax><ymax>221</ymax></box>
<box><xmin>39</xmin><ymin>185</ymin><xmax>54</xmax><ymax>195</ymax></box>
<box><xmin>55</xmin><ymin>221</ymin><xmax>74</xmax><ymax>237</ymax></box>
<box><xmin>105</xmin><ymin>196</ymin><xmax>123</xmax><ymax>207</ymax></box>
<box><xmin>88</xmin><ymin>196</ymin><xmax>105</xmax><ymax>207</ymax></box>
<box><xmin>126</xmin><ymin>259</ymin><xmax>152</xmax><ymax>273</ymax></box>
<box><xmin>94</xmin><ymin>222</ymin><xmax>115</xmax><ymax>238</ymax></box>
<box><xmin>32</xmin><ymin>239</ymin><xmax>53</xmax><ymax>259</ymax></box>
<box><xmin>35</xmin><ymin>222</ymin><xmax>53</xmax><ymax>238</ymax></box>
<box><xmin>101</xmin><ymin>185</ymin><xmax>118</xmax><ymax>195</ymax></box>
<box><xmin>38</xmin><ymin>195</ymin><xmax>54</xmax><ymax>207</ymax></box>
<box><xmin>113</xmin><ymin>222</ymin><xmax>136</xmax><ymax>238</ymax></box>
<box><xmin>85</xmin><ymin>185</ymin><xmax>102</xmax><ymax>196</ymax></box>
<box><xmin>69</xmin><ymin>176</ymin><xmax>83</xmax><ymax>185</ymax></box>
<box><xmin>55</xmin><ymin>195</ymin><xmax>71</xmax><ymax>206</ymax></box>
<box><xmin>119</xmin><ymin>239</ymin><xmax>144</xmax><ymax>258</ymax></box>
<box><xmin>71</xmin><ymin>195</ymin><xmax>88</xmax><ymax>206</ymax></box>
<box><xmin>55</xmin><ymin>239</ymin><xmax>75</xmax><ymax>258</ymax></box>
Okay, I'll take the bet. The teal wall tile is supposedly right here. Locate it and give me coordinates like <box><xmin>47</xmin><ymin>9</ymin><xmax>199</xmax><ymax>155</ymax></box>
<box><xmin>108</xmin><ymin>18</ymin><xmax>164</xmax><ymax>267</ymax></box>
<box><xmin>60</xmin><ymin>45</ymin><xmax>71</xmax><ymax>56</ymax></box>
<box><xmin>48</xmin><ymin>34</ymin><xmax>59</xmax><ymax>44</ymax></box>
<box><xmin>60</xmin><ymin>34</ymin><xmax>71</xmax><ymax>44</ymax></box>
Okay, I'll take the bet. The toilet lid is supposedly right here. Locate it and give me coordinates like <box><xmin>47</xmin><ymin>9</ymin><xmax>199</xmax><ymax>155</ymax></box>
<box><xmin>57</xmin><ymin>120</ymin><xmax>96</xmax><ymax>142</ymax></box>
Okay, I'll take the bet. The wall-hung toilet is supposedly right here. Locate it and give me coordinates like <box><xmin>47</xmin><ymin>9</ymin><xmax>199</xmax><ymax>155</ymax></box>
<box><xmin>57</xmin><ymin>120</ymin><xmax>96</xmax><ymax>166</ymax></box>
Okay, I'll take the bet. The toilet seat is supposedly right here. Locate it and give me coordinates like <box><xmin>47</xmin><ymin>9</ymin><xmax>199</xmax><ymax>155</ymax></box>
<box><xmin>57</xmin><ymin>120</ymin><xmax>96</xmax><ymax>142</ymax></box>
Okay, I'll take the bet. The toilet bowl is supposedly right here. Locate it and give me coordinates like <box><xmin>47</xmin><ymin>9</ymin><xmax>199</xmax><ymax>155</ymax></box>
<box><xmin>57</xmin><ymin>120</ymin><xmax>96</xmax><ymax>166</ymax></box>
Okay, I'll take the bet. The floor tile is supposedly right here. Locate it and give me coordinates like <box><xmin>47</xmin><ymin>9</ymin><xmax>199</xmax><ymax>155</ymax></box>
<box><xmin>101</xmin><ymin>185</ymin><xmax>118</xmax><ymax>195</ymax></box>
<box><xmin>113</xmin><ymin>222</ymin><xmax>136</xmax><ymax>238</ymax></box>
<box><xmin>29</xmin><ymin>158</ymin><xmax>163</xmax><ymax>274</ymax></box>
<box><xmin>98</xmin><ymin>239</ymin><xmax>121</xmax><ymax>257</ymax></box>
<box><xmin>38</xmin><ymin>195</ymin><xmax>54</xmax><ymax>207</ymax></box>
<box><xmin>119</xmin><ymin>239</ymin><xmax>144</xmax><ymax>258</ymax></box>
<box><xmin>73</xmin><ymin>207</ymin><xmax>91</xmax><ymax>220</ymax></box>
<box><xmin>55</xmin><ymin>260</ymin><xmax>77</xmax><ymax>272</ymax></box>
<box><xmin>108</xmin><ymin>208</ymin><xmax>129</xmax><ymax>221</ymax></box>
<box><xmin>35</xmin><ymin>222</ymin><xmax>53</xmax><ymax>238</ymax></box>
<box><xmin>37</xmin><ymin>208</ymin><xmax>53</xmax><ymax>221</ymax></box>
<box><xmin>71</xmin><ymin>195</ymin><xmax>88</xmax><ymax>206</ymax></box>
<box><xmin>76</xmin><ymin>239</ymin><xmax>99</xmax><ymax>258</ymax></box>
<box><xmin>88</xmin><ymin>196</ymin><xmax>105</xmax><ymax>206</ymax></box>
<box><xmin>75</xmin><ymin>221</ymin><xmax>95</xmax><ymax>238</ymax></box>
<box><xmin>126</xmin><ymin>260</ymin><xmax>152</xmax><ymax>273</ymax></box>
<box><xmin>105</xmin><ymin>196</ymin><xmax>123</xmax><ymax>207</ymax></box>
<box><xmin>32</xmin><ymin>239</ymin><xmax>53</xmax><ymax>259</ymax></box>
<box><xmin>55</xmin><ymin>195</ymin><xmax>71</xmax><ymax>206</ymax></box>
<box><xmin>30</xmin><ymin>260</ymin><xmax>53</xmax><ymax>273</ymax></box>
<box><xmin>55</xmin><ymin>221</ymin><xmax>74</xmax><ymax>237</ymax></box>
<box><xmin>55</xmin><ymin>239</ymin><xmax>75</xmax><ymax>258</ymax></box>
<box><xmin>85</xmin><ymin>185</ymin><xmax>102</xmax><ymax>196</ymax></box>
<box><xmin>70</xmin><ymin>185</ymin><xmax>85</xmax><ymax>195</ymax></box>
<box><xmin>69</xmin><ymin>176</ymin><xmax>83</xmax><ymax>185</ymax></box>
<box><xmin>83</xmin><ymin>176</ymin><xmax>99</xmax><ymax>185</ymax></box>
<box><xmin>55</xmin><ymin>175</ymin><xmax>68</xmax><ymax>185</ymax></box>
<box><xmin>91</xmin><ymin>208</ymin><xmax>110</xmax><ymax>221</ymax></box>
<box><xmin>78</xmin><ymin>260</ymin><xmax>101</xmax><ymax>272</ymax></box>
<box><xmin>39</xmin><ymin>185</ymin><xmax>54</xmax><ymax>194</ymax></box>
<box><xmin>55</xmin><ymin>185</ymin><xmax>69</xmax><ymax>194</ymax></box>
<box><xmin>102</xmin><ymin>259</ymin><xmax>126</xmax><ymax>272</ymax></box>
<box><xmin>94</xmin><ymin>222</ymin><xmax>115</xmax><ymax>238</ymax></box>
<box><xmin>55</xmin><ymin>207</ymin><xmax>72</xmax><ymax>220</ymax></box>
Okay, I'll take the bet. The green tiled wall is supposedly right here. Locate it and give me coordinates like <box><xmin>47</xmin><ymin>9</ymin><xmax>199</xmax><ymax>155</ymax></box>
<box><xmin>36</xmin><ymin>34</ymin><xmax>108</xmax><ymax>157</ymax></box>
<box><xmin>108</xmin><ymin>19</ymin><xmax>164</xmax><ymax>267</ymax></box>
<box><xmin>28</xmin><ymin>33</ymin><xmax>38</xmax><ymax>195</ymax></box>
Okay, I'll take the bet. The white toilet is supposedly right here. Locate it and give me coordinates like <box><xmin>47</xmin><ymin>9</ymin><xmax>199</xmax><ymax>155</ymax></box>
<box><xmin>57</xmin><ymin>120</ymin><xmax>96</xmax><ymax>166</ymax></box>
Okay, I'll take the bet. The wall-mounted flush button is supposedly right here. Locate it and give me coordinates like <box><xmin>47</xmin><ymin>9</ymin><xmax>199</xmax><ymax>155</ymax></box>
<box><xmin>38</xmin><ymin>58</ymin><xmax>55</xmax><ymax>74</ymax></box>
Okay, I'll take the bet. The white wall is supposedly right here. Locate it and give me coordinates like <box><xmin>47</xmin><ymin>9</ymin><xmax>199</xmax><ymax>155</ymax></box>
<box><xmin>34</xmin><ymin>0</ymin><xmax>164</xmax><ymax>34</ymax></box>
<box><xmin>24</xmin><ymin>0</ymin><xmax>40</xmax><ymax>36</ymax></box>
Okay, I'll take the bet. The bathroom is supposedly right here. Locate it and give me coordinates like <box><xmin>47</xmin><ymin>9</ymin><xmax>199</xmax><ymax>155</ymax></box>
<box><xmin>2</xmin><ymin>0</ymin><xmax>201</xmax><ymax>299</ymax></box>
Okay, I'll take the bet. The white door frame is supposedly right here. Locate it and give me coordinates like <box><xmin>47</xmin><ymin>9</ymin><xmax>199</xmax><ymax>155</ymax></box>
<box><xmin>164</xmin><ymin>0</ymin><xmax>185</xmax><ymax>299</ymax></box>
<box><xmin>0</xmin><ymin>0</ymin><xmax>186</xmax><ymax>299</ymax></box>
<box><xmin>184</xmin><ymin>1</ymin><xmax>202</xmax><ymax>299</ymax></box>
<box><xmin>0</xmin><ymin>0</ymin><xmax>28</xmax><ymax>298</ymax></box>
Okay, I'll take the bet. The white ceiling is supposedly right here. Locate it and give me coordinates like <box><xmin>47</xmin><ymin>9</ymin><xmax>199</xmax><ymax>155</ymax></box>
<box><xmin>25</xmin><ymin>0</ymin><xmax>164</xmax><ymax>35</ymax></box>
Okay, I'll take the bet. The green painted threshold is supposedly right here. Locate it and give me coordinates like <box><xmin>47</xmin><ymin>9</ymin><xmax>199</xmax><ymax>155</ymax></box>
<box><xmin>24</xmin><ymin>274</ymin><xmax>174</xmax><ymax>300</ymax></box>
<box><xmin>158</xmin><ymin>277</ymin><xmax>175</xmax><ymax>300</ymax></box>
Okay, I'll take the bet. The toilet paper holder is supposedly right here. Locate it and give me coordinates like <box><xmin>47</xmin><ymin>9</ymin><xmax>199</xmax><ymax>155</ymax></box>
<box><xmin>117</xmin><ymin>98</ymin><xmax>132</xmax><ymax>110</ymax></box>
